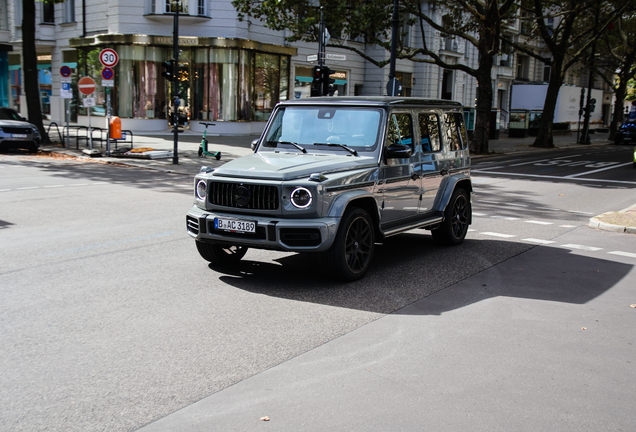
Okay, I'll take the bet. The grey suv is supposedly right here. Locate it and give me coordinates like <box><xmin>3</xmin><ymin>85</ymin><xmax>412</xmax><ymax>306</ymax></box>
<box><xmin>186</xmin><ymin>97</ymin><xmax>472</xmax><ymax>281</ymax></box>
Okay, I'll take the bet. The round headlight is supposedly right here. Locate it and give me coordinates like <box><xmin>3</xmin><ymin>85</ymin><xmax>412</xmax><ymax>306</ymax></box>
<box><xmin>290</xmin><ymin>187</ymin><xmax>312</xmax><ymax>209</ymax></box>
<box><xmin>196</xmin><ymin>180</ymin><xmax>207</xmax><ymax>200</ymax></box>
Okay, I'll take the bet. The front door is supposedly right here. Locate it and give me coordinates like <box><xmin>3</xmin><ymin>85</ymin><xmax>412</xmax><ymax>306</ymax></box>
<box><xmin>380</xmin><ymin>111</ymin><xmax>421</xmax><ymax>225</ymax></box>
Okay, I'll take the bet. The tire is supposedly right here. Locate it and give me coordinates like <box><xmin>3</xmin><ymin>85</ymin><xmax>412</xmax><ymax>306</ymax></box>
<box><xmin>27</xmin><ymin>144</ymin><xmax>39</xmax><ymax>153</ymax></box>
<box><xmin>215</xmin><ymin>152</ymin><xmax>221</xmax><ymax>160</ymax></box>
<box><xmin>195</xmin><ymin>241</ymin><xmax>248</xmax><ymax>264</ymax></box>
<box><xmin>432</xmin><ymin>188</ymin><xmax>470</xmax><ymax>246</ymax></box>
<box><xmin>198</xmin><ymin>146</ymin><xmax>203</xmax><ymax>157</ymax></box>
<box><xmin>324</xmin><ymin>207</ymin><xmax>375</xmax><ymax>281</ymax></box>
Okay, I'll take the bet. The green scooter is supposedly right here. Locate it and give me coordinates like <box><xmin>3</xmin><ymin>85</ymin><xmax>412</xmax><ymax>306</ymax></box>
<box><xmin>198</xmin><ymin>122</ymin><xmax>221</xmax><ymax>160</ymax></box>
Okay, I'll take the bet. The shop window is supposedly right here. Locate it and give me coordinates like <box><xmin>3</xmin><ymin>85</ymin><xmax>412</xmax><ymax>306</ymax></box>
<box><xmin>254</xmin><ymin>53</ymin><xmax>282</xmax><ymax>121</ymax></box>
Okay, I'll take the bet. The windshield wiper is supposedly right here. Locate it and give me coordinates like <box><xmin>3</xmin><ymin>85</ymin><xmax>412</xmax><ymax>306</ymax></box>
<box><xmin>265</xmin><ymin>140</ymin><xmax>306</xmax><ymax>153</ymax></box>
<box><xmin>313</xmin><ymin>142</ymin><xmax>358</xmax><ymax>156</ymax></box>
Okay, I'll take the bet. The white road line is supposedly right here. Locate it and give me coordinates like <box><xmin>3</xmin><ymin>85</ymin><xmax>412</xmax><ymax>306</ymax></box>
<box><xmin>522</xmin><ymin>238</ymin><xmax>556</xmax><ymax>244</ymax></box>
<box><xmin>560</xmin><ymin>225</ymin><xmax>577</xmax><ymax>228</ymax></box>
<box><xmin>480</xmin><ymin>199</ymin><xmax>500</xmax><ymax>203</ymax></box>
<box><xmin>467</xmin><ymin>229</ymin><xmax>477</xmax><ymax>232</ymax></box>
<box><xmin>473</xmin><ymin>212</ymin><xmax>487</xmax><ymax>216</ymax></box>
<box><xmin>474</xmin><ymin>166</ymin><xmax>505</xmax><ymax>171</ymax></box>
<box><xmin>525</xmin><ymin>220</ymin><xmax>553</xmax><ymax>225</ymax></box>
<box><xmin>509</xmin><ymin>158</ymin><xmax>552</xmax><ymax>167</ymax></box>
<box><xmin>608</xmin><ymin>251</ymin><xmax>636</xmax><ymax>259</ymax></box>
<box><xmin>537</xmin><ymin>207</ymin><xmax>560</xmax><ymax>211</ymax></box>
<box><xmin>44</xmin><ymin>185</ymin><xmax>65</xmax><ymax>188</ymax></box>
<box><xmin>470</xmin><ymin>170</ymin><xmax>636</xmax><ymax>185</ymax></box>
<box><xmin>491</xmin><ymin>216</ymin><xmax>519</xmax><ymax>220</ymax></box>
<box><xmin>567</xmin><ymin>210</ymin><xmax>594</xmax><ymax>215</ymax></box>
<box><xmin>70</xmin><ymin>184</ymin><xmax>88</xmax><ymax>186</ymax></box>
<box><xmin>0</xmin><ymin>189</ymin><xmax>11</xmax><ymax>192</ymax></box>
<box><xmin>561</xmin><ymin>244</ymin><xmax>603</xmax><ymax>251</ymax></box>
<box><xmin>565</xmin><ymin>162</ymin><xmax>633</xmax><ymax>178</ymax></box>
<box><xmin>17</xmin><ymin>186</ymin><xmax>37</xmax><ymax>190</ymax></box>
<box><xmin>504</xmin><ymin>203</ymin><xmax>529</xmax><ymax>207</ymax></box>
<box><xmin>481</xmin><ymin>232</ymin><xmax>516</xmax><ymax>238</ymax></box>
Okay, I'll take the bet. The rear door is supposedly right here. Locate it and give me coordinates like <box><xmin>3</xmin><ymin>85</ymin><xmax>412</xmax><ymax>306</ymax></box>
<box><xmin>418</xmin><ymin>112</ymin><xmax>444</xmax><ymax>214</ymax></box>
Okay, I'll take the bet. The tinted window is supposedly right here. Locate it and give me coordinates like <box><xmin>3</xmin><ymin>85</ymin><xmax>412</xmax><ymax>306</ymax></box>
<box><xmin>418</xmin><ymin>113</ymin><xmax>441</xmax><ymax>152</ymax></box>
<box><xmin>386</xmin><ymin>113</ymin><xmax>414</xmax><ymax>150</ymax></box>
<box><xmin>444</xmin><ymin>112</ymin><xmax>467</xmax><ymax>151</ymax></box>
<box><xmin>0</xmin><ymin>108</ymin><xmax>22</xmax><ymax>121</ymax></box>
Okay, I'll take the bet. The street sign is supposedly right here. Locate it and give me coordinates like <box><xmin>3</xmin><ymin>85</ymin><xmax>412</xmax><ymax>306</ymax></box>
<box><xmin>326</xmin><ymin>53</ymin><xmax>347</xmax><ymax>61</ymax></box>
<box><xmin>60</xmin><ymin>65</ymin><xmax>72</xmax><ymax>77</ymax></box>
<box><xmin>78</xmin><ymin>76</ymin><xmax>96</xmax><ymax>95</ymax></box>
<box><xmin>102</xmin><ymin>67</ymin><xmax>114</xmax><ymax>80</ymax></box>
<box><xmin>307</xmin><ymin>54</ymin><xmax>318</xmax><ymax>62</ymax></box>
<box><xmin>83</xmin><ymin>97</ymin><xmax>96</xmax><ymax>107</ymax></box>
<box><xmin>102</xmin><ymin>79</ymin><xmax>114</xmax><ymax>87</ymax></box>
<box><xmin>60</xmin><ymin>82</ymin><xmax>73</xmax><ymax>99</ymax></box>
<box><xmin>99</xmin><ymin>48</ymin><xmax>119</xmax><ymax>67</ymax></box>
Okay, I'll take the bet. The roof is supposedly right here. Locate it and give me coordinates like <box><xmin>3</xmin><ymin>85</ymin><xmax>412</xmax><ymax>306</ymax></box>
<box><xmin>279</xmin><ymin>96</ymin><xmax>463</xmax><ymax>109</ymax></box>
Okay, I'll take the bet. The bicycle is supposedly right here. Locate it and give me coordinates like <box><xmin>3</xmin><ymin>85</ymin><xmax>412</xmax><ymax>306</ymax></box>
<box><xmin>197</xmin><ymin>122</ymin><xmax>221</xmax><ymax>160</ymax></box>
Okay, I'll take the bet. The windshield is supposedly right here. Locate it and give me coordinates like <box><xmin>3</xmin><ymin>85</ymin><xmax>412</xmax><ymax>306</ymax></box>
<box><xmin>260</xmin><ymin>106</ymin><xmax>383</xmax><ymax>154</ymax></box>
<box><xmin>0</xmin><ymin>108</ymin><xmax>23</xmax><ymax>121</ymax></box>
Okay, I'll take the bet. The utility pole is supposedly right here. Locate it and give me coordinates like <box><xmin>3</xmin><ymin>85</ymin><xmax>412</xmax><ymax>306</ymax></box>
<box><xmin>579</xmin><ymin>5</ymin><xmax>599</xmax><ymax>144</ymax></box>
<box><xmin>318</xmin><ymin>7</ymin><xmax>325</xmax><ymax>68</ymax></box>
<box><xmin>172</xmin><ymin>0</ymin><xmax>180</xmax><ymax>165</ymax></box>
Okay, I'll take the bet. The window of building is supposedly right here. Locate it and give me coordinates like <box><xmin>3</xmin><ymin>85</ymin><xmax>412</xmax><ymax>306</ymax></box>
<box><xmin>395</xmin><ymin>72</ymin><xmax>412</xmax><ymax>97</ymax></box>
<box><xmin>197</xmin><ymin>0</ymin><xmax>205</xmax><ymax>15</ymax></box>
<box><xmin>441</xmin><ymin>70</ymin><xmax>453</xmax><ymax>100</ymax></box>
<box><xmin>516</xmin><ymin>55</ymin><xmax>529</xmax><ymax>80</ymax></box>
<box><xmin>293</xmin><ymin>66</ymin><xmax>347</xmax><ymax>99</ymax></box>
<box><xmin>543</xmin><ymin>65</ymin><xmax>551</xmax><ymax>82</ymax></box>
<box><xmin>165</xmin><ymin>0</ymin><xmax>188</xmax><ymax>14</ymax></box>
<box><xmin>41</xmin><ymin>1</ymin><xmax>54</xmax><ymax>23</ymax></box>
<box><xmin>14</xmin><ymin>0</ymin><xmax>22</xmax><ymax>26</ymax></box>
<box><xmin>254</xmin><ymin>53</ymin><xmax>286</xmax><ymax>121</ymax></box>
<box><xmin>0</xmin><ymin>0</ymin><xmax>9</xmax><ymax>30</ymax></box>
<box><xmin>418</xmin><ymin>113</ymin><xmax>441</xmax><ymax>152</ymax></box>
<box><xmin>386</xmin><ymin>113</ymin><xmax>414</xmax><ymax>150</ymax></box>
<box><xmin>63</xmin><ymin>0</ymin><xmax>75</xmax><ymax>23</ymax></box>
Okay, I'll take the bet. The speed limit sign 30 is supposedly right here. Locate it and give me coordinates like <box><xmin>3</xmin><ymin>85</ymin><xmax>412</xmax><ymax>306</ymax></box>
<box><xmin>99</xmin><ymin>48</ymin><xmax>119</xmax><ymax>67</ymax></box>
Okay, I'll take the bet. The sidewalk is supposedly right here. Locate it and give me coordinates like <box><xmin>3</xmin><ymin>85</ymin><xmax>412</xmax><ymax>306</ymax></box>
<box><xmin>40</xmin><ymin>128</ymin><xmax>634</xmax><ymax>233</ymax></box>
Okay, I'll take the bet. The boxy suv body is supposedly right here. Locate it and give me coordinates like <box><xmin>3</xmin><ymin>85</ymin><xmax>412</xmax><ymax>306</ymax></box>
<box><xmin>186</xmin><ymin>97</ymin><xmax>472</xmax><ymax>281</ymax></box>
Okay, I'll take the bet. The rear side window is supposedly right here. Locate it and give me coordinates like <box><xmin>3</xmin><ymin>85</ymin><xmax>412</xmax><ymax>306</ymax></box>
<box><xmin>386</xmin><ymin>113</ymin><xmax>414</xmax><ymax>150</ymax></box>
<box><xmin>444</xmin><ymin>112</ymin><xmax>468</xmax><ymax>151</ymax></box>
<box><xmin>418</xmin><ymin>113</ymin><xmax>441</xmax><ymax>152</ymax></box>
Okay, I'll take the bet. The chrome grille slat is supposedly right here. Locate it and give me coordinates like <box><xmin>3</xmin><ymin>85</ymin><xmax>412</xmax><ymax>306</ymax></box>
<box><xmin>208</xmin><ymin>181</ymin><xmax>279</xmax><ymax>210</ymax></box>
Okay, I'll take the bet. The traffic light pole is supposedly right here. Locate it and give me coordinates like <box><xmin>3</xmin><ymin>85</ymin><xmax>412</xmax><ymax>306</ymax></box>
<box><xmin>172</xmin><ymin>2</ymin><xmax>180</xmax><ymax>165</ymax></box>
<box><xmin>580</xmin><ymin>6</ymin><xmax>599</xmax><ymax>145</ymax></box>
<box><xmin>318</xmin><ymin>7</ymin><xmax>325</xmax><ymax>68</ymax></box>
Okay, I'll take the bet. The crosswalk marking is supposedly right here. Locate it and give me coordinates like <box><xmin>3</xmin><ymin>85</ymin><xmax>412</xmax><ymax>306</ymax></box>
<box><xmin>561</xmin><ymin>244</ymin><xmax>603</xmax><ymax>251</ymax></box>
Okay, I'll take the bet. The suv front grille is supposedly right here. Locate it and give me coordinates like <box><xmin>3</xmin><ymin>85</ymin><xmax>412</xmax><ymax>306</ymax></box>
<box><xmin>2</xmin><ymin>127</ymin><xmax>33</xmax><ymax>134</ymax></box>
<box><xmin>208</xmin><ymin>182</ymin><xmax>279</xmax><ymax>210</ymax></box>
<box><xmin>186</xmin><ymin>216</ymin><xmax>200</xmax><ymax>235</ymax></box>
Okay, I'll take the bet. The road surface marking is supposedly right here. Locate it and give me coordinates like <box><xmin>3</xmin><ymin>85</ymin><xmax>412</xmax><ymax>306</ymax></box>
<box><xmin>608</xmin><ymin>251</ymin><xmax>636</xmax><ymax>259</ymax></box>
<box><xmin>505</xmin><ymin>203</ymin><xmax>529</xmax><ymax>207</ymax></box>
<box><xmin>481</xmin><ymin>232</ymin><xmax>516</xmax><ymax>238</ymax></box>
<box><xmin>522</xmin><ymin>238</ymin><xmax>555</xmax><ymax>244</ymax></box>
<box><xmin>44</xmin><ymin>185</ymin><xmax>65</xmax><ymax>188</ymax></box>
<box><xmin>565</xmin><ymin>162</ymin><xmax>633</xmax><ymax>178</ymax></box>
<box><xmin>561</xmin><ymin>244</ymin><xmax>603</xmax><ymax>251</ymax></box>
<box><xmin>491</xmin><ymin>216</ymin><xmax>519</xmax><ymax>220</ymax></box>
<box><xmin>473</xmin><ymin>212</ymin><xmax>487</xmax><ymax>216</ymax></box>
<box><xmin>17</xmin><ymin>187</ymin><xmax>37</xmax><ymax>190</ymax></box>
<box><xmin>525</xmin><ymin>220</ymin><xmax>553</xmax><ymax>225</ymax></box>
<box><xmin>560</xmin><ymin>225</ymin><xmax>577</xmax><ymax>228</ymax></box>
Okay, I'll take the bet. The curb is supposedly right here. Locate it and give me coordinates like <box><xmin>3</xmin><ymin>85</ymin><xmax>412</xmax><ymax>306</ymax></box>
<box><xmin>588</xmin><ymin>204</ymin><xmax>636</xmax><ymax>235</ymax></box>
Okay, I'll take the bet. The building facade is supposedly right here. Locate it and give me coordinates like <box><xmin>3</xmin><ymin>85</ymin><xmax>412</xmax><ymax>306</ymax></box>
<box><xmin>4</xmin><ymin>0</ymin><xmax>608</xmax><ymax>136</ymax></box>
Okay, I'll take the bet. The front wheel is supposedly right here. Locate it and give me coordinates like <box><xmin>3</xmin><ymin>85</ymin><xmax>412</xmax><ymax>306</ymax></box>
<box><xmin>323</xmin><ymin>208</ymin><xmax>375</xmax><ymax>281</ymax></box>
<box><xmin>432</xmin><ymin>188</ymin><xmax>470</xmax><ymax>246</ymax></box>
<box><xmin>195</xmin><ymin>241</ymin><xmax>248</xmax><ymax>264</ymax></box>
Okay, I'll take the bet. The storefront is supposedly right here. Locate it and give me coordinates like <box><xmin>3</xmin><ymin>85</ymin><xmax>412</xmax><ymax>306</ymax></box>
<box><xmin>68</xmin><ymin>35</ymin><xmax>295</xmax><ymax>133</ymax></box>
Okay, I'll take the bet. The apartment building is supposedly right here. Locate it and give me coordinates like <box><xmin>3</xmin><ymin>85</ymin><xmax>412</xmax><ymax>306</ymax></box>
<box><xmin>3</xmin><ymin>0</ymin><xmax>596</xmax><ymax>136</ymax></box>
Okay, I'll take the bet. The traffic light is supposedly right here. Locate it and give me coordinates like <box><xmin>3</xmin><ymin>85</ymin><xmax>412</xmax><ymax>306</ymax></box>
<box><xmin>162</xmin><ymin>59</ymin><xmax>176</xmax><ymax>82</ymax></box>
<box><xmin>589</xmin><ymin>98</ymin><xmax>596</xmax><ymax>113</ymax></box>
<box><xmin>311</xmin><ymin>66</ymin><xmax>322</xmax><ymax>97</ymax></box>
<box><xmin>321</xmin><ymin>67</ymin><xmax>336</xmax><ymax>96</ymax></box>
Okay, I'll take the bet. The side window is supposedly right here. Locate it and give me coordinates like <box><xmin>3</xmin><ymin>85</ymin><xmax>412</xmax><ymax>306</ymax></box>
<box><xmin>418</xmin><ymin>113</ymin><xmax>441</xmax><ymax>152</ymax></box>
<box><xmin>444</xmin><ymin>112</ymin><xmax>468</xmax><ymax>151</ymax></box>
<box><xmin>386</xmin><ymin>113</ymin><xmax>414</xmax><ymax>150</ymax></box>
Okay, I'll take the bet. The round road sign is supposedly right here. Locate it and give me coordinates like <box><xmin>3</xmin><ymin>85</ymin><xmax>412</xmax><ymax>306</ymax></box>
<box><xmin>99</xmin><ymin>48</ymin><xmax>119</xmax><ymax>67</ymax></box>
<box><xmin>60</xmin><ymin>65</ymin><xmax>72</xmax><ymax>77</ymax></box>
<box><xmin>102</xmin><ymin>67</ymin><xmax>114</xmax><ymax>81</ymax></box>
<box><xmin>78</xmin><ymin>76</ymin><xmax>96</xmax><ymax>95</ymax></box>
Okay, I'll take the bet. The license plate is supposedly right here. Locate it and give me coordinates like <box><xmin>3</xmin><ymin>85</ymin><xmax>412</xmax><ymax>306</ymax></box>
<box><xmin>12</xmin><ymin>134</ymin><xmax>27</xmax><ymax>139</ymax></box>
<box><xmin>214</xmin><ymin>217</ymin><xmax>256</xmax><ymax>233</ymax></box>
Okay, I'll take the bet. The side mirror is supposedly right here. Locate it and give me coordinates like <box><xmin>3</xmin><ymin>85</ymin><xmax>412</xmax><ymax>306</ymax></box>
<box><xmin>251</xmin><ymin>139</ymin><xmax>259</xmax><ymax>152</ymax></box>
<box><xmin>386</xmin><ymin>143</ymin><xmax>413</xmax><ymax>159</ymax></box>
<box><xmin>21</xmin><ymin>116</ymin><xmax>27</xmax><ymax>121</ymax></box>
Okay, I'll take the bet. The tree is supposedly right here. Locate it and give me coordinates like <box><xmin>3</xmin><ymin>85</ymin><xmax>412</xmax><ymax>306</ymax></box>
<box><xmin>22</xmin><ymin>0</ymin><xmax>64</xmax><ymax>143</ymax></box>
<box><xmin>505</xmin><ymin>0</ymin><xmax>627</xmax><ymax>148</ymax></box>
<box><xmin>232</xmin><ymin>0</ymin><xmax>519</xmax><ymax>155</ymax></box>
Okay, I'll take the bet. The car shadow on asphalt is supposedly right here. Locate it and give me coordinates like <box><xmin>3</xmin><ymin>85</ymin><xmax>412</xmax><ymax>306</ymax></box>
<box><xmin>209</xmin><ymin>233</ymin><xmax>632</xmax><ymax>315</ymax></box>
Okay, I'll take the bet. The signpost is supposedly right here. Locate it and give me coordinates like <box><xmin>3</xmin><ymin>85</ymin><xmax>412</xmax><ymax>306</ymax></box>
<box><xmin>78</xmin><ymin>76</ymin><xmax>96</xmax><ymax>150</ymax></box>
<box><xmin>60</xmin><ymin>67</ymin><xmax>73</xmax><ymax>148</ymax></box>
<box><xmin>99</xmin><ymin>48</ymin><xmax>119</xmax><ymax>68</ymax></box>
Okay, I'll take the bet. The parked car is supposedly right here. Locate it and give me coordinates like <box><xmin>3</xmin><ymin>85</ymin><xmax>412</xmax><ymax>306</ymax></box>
<box><xmin>0</xmin><ymin>107</ymin><xmax>41</xmax><ymax>152</ymax></box>
<box><xmin>615</xmin><ymin>120</ymin><xmax>636</xmax><ymax>145</ymax></box>
<box><xmin>186</xmin><ymin>97</ymin><xmax>473</xmax><ymax>281</ymax></box>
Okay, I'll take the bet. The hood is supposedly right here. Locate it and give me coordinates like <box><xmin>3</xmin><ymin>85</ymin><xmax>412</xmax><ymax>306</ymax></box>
<box><xmin>212</xmin><ymin>151</ymin><xmax>377</xmax><ymax>181</ymax></box>
<box><xmin>0</xmin><ymin>119</ymin><xmax>37</xmax><ymax>129</ymax></box>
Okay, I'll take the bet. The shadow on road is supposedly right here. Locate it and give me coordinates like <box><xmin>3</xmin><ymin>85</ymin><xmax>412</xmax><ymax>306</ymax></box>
<box><xmin>212</xmin><ymin>233</ymin><xmax>632</xmax><ymax>315</ymax></box>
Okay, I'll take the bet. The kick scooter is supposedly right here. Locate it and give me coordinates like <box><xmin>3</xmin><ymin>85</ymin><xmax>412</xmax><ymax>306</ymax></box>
<box><xmin>198</xmin><ymin>122</ymin><xmax>221</xmax><ymax>160</ymax></box>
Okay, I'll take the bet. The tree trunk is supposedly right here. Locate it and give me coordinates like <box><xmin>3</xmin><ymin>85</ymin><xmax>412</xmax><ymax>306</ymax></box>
<box><xmin>609</xmin><ymin>78</ymin><xmax>627</xmax><ymax>141</ymax></box>
<box><xmin>470</xmin><ymin>52</ymin><xmax>495</xmax><ymax>155</ymax></box>
<box><xmin>532</xmin><ymin>60</ymin><xmax>563</xmax><ymax>148</ymax></box>
<box><xmin>22</xmin><ymin>0</ymin><xmax>48</xmax><ymax>142</ymax></box>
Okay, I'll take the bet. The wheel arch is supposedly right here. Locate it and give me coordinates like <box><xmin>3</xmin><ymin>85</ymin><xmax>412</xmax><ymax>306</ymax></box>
<box><xmin>327</xmin><ymin>191</ymin><xmax>382</xmax><ymax>240</ymax></box>
<box><xmin>434</xmin><ymin>175</ymin><xmax>473</xmax><ymax>224</ymax></box>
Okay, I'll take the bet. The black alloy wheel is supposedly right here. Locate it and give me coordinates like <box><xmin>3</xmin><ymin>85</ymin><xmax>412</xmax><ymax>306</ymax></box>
<box><xmin>432</xmin><ymin>188</ymin><xmax>470</xmax><ymax>246</ymax></box>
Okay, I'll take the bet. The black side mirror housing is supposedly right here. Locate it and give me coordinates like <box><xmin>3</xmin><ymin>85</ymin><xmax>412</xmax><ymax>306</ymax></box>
<box><xmin>386</xmin><ymin>143</ymin><xmax>413</xmax><ymax>159</ymax></box>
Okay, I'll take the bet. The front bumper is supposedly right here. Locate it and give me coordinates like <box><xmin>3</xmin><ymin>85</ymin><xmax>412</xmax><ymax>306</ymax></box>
<box><xmin>186</xmin><ymin>205</ymin><xmax>339</xmax><ymax>253</ymax></box>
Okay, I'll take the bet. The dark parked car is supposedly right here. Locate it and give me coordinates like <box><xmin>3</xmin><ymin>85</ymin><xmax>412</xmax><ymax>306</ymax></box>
<box><xmin>0</xmin><ymin>107</ymin><xmax>41</xmax><ymax>152</ymax></box>
<box><xmin>615</xmin><ymin>120</ymin><xmax>636</xmax><ymax>145</ymax></box>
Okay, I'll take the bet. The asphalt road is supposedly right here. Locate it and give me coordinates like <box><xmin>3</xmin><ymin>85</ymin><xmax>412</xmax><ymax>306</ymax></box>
<box><xmin>1</xmin><ymin>145</ymin><xmax>635</xmax><ymax>431</ymax></box>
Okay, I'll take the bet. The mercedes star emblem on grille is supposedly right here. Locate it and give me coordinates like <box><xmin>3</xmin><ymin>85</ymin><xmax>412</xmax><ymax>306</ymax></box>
<box><xmin>233</xmin><ymin>185</ymin><xmax>251</xmax><ymax>208</ymax></box>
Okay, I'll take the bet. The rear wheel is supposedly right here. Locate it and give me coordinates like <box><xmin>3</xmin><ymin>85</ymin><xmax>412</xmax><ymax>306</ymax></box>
<box><xmin>432</xmin><ymin>188</ymin><xmax>470</xmax><ymax>246</ymax></box>
<box><xmin>324</xmin><ymin>207</ymin><xmax>375</xmax><ymax>281</ymax></box>
<box><xmin>195</xmin><ymin>241</ymin><xmax>248</xmax><ymax>264</ymax></box>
